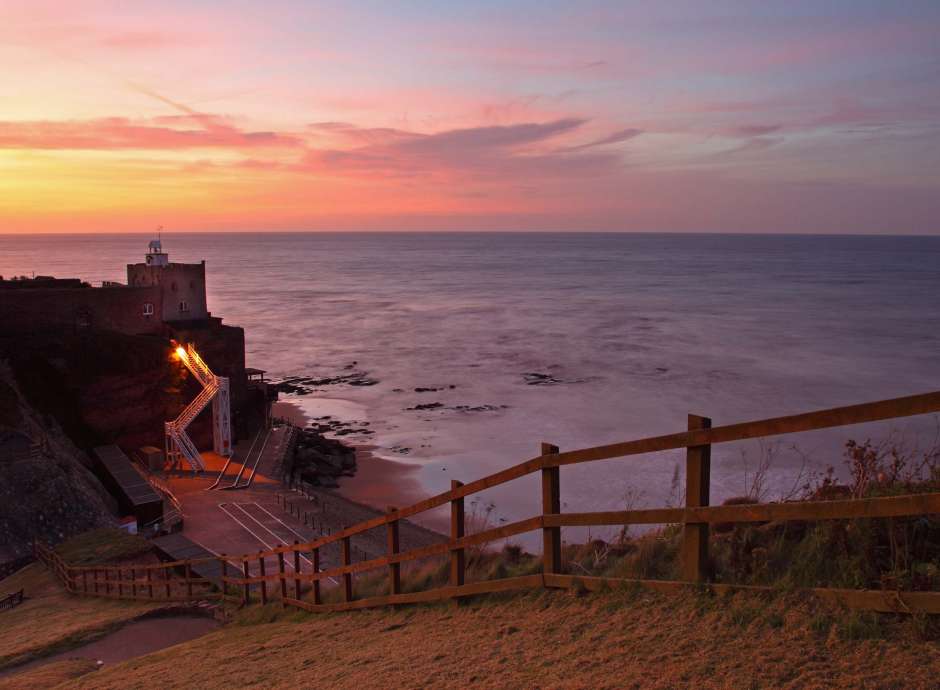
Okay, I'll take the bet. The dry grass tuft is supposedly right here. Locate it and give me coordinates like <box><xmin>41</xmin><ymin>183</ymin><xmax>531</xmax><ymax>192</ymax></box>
<box><xmin>0</xmin><ymin>657</ymin><xmax>98</xmax><ymax>689</ymax></box>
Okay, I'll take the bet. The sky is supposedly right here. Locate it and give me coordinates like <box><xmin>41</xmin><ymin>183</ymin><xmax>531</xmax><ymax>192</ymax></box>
<box><xmin>1</xmin><ymin>1</ymin><xmax>938</xmax><ymax>234</ymax></box>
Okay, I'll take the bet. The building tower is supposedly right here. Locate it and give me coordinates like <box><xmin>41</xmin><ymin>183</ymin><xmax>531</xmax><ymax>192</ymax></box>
<box><xmin>127</xmin><ymin>238</ymin><xmax>208</xmax><ymax>322</ymax></box>
<box><xmin>145</xmin><ymin>239</ymin><xmax>169</xmax><ymax>267</ymax></box>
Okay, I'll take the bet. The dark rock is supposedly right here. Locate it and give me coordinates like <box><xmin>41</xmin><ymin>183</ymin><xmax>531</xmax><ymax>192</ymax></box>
<box><xmin>522</xmin><ymin>372</ymin><xmax>563</xmax><ymax>385</ymax></box>
<box><xmin>406</xmin><ymin>402</ymin><xmax>444</xmax><ymax>411</ymax></box>
<box><xmin>288</xmin><ymin>426</ymin><xmax>357</xmax><ymax>489</ymax></box>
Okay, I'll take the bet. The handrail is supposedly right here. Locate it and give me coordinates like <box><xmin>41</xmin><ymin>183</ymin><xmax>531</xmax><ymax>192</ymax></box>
<box><xmin>228</xmin><ymin>390</ymin><xmax>940</xmax><ymax>555</ymax></box>
<box><xmin>33</xmin><ymin>389</ymin><xmax>940</xmax><ymax>613</ymax></box>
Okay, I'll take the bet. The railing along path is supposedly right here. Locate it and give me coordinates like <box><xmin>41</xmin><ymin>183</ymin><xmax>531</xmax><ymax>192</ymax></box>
<box><xmin>35</xmin><ymin>390</ymin><xmax>940</xmax><ymax>615</ymax></box>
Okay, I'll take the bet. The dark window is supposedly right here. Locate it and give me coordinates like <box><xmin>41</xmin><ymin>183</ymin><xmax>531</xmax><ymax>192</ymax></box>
<box><xmin>179</xmin><ymin>300</ymin><xmax>189</xmax><ymax>313</ymax></box>
<box><xmin>143</xmin><ymin>303</ymin><xmax>154</xmax><ymax>316</ymax></box>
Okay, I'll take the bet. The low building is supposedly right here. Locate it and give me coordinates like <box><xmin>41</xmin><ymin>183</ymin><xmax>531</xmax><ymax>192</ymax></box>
<box><xmin>0</xmin><ymin>240</ymin><xmax>207</xmax><ymax>336</ymax></box>
<box><xmin>92</xmin><ymin>445</ymin><xmax>164</xmax><ymax>532</ymax></box>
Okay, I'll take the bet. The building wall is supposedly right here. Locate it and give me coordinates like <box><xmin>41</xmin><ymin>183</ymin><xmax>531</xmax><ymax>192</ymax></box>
<box><xmin>126</xmin><ymin>262</ymin><xmax>208</xmax><ymax>322</ymax></box>
<box><xmin>0</xmin><ymin>285</ymin><xmax>164</xmax><ymax>335</ymax></box>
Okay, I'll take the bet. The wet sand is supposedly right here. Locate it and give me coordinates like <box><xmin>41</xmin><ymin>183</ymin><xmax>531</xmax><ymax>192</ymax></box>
<box><xmin>272</xmin><ymin>400</ymin><xmax>433</xmax><ymax>515</ymax></box>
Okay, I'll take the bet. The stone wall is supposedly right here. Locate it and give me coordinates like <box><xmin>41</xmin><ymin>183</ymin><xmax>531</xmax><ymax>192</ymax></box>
<box><xmin>126</xmin><ymin>261</ymin><xmax>208</xmax><ymax>322</ymax></box>
<box><xmin>0</xmin><ymin>285</ymin><xmax>164</xmax><ymax>336</ymax></box>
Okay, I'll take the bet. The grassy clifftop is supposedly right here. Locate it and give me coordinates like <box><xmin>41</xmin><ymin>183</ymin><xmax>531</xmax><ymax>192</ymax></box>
<box><xmin>59</xmin><ymin>586</ymin><xmax>940</xmax><ymax>690</ymax></box>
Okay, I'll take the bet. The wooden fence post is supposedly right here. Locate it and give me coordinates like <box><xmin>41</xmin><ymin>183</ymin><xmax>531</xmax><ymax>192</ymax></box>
<box><xmin>387</xmin><ymin>507</ymin><xmax>401</xmax><ymax>597</ymax></box>
<box><xmin>341</xmin><ymin>536</ymin><xmax>353</xmax><ymax>602</ymax></box>
<box><xmin>131</xmin><ymin>568</ymin><xmax>137</xmax><ymax>598</ymax></box>
<box><xmin>164</xmin><ymin>566</ymin><xmax>171</xmax><ymax>599</ymax></box>
<box><xmin>185</xmin><ymin>562</ymin><xmax>193</xmax><ymax>599</ymax></box>
<box><xmin>312</xmin><ymin>547</ymin><xmax>322</xmax><ymax>605</ymax></box>
<box><xmin>106</xmin><ymin>568</ymin><xmax>112</xmax><ymax>596</ymax></box>
<box><xmin>221</xmin><ymin>556</ymin><xmax>228</xmax><ymax>599</ymax></box>
<box><xmin>242</xmin><ymin>559</ymin><xmax>250</xmax><ymax>605</ymax></box>
<box><xmin>259</xmin><ymin>555</ymin><xmax>268</xmax><ymax>605</ymax></box>
<box><xmin>147</xmin><ymin>568</ymin><xmax>154</xmax><ymax>599</ymax></box>
<box><xmin>93</xmin><ymin>568</ymin><xmax>99</xmax><ymax>595</ymax></box>
<box><xmin>82</xmin><ymin>570</ymin><xmax>88</xmax><ymax>595</ymax></box>
<box><xmin>293</xmin><ymin>541</ymin><xmax>301</xmax><ymax>601</ymax></box>
<box><xmin>681</xmin><ymin>414</ymin><xmax>712</xmax><ymax>582</ymax></box>
<box><xmin>278</xmin><ymin>549</ymin><xmax>287</xmax><ymax>605</ymax></box>
<box><xmin>541</xmin><ymin>443</ymin><xmax>561</xmax><ymax>577</ymax></box>
<box><xmin>450</xmin><ymin>480</ymin><xmax>465</xmax><ymax>594</ymax></box>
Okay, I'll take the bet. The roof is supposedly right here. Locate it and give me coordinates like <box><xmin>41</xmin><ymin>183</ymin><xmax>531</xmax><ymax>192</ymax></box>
<box><xmin>152</xmin><ymin>534</ymin><xmax>226</xmax><ymax>584</ymax></box>
<box><xmin>93</xmin><ymin>445</ymin><xmax>163</xmax><ymax>508</ymax></box>
<box><xmin>245</xmin><ymin>367</ymin><xmax>266</xmax><ymax>375</ymax></box>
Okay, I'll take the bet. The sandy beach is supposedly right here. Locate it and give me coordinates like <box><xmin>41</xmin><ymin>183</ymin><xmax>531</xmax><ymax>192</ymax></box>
<box><xmin>271</xmin><ymin>401</ymin><xmax>446</xmax><ymax>531</ymax></box>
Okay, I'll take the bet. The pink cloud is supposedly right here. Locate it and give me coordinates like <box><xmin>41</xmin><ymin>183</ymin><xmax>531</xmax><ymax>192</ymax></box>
<box><xmin>295</xmin><ymin>119</ymin><xmax>634</xmax><ymax>181</ymax></box>
<box><xmin>560</xmin><ymin>128</ymin><xmax>643</xmax><ymax>152</ymax></box>
<box><xmin>0</xmin><ymin>117</ymin><xmax>302</xmax><ymax>149</ymax></box>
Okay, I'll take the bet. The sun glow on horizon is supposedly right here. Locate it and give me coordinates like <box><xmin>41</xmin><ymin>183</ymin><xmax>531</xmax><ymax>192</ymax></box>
<box><xmin>2</xmin><ymin>1</ymin><xmax>938</xmax><ymax>234</ymax></box>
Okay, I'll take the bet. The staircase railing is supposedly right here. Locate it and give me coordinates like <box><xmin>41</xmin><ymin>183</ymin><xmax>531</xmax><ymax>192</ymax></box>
<box><xmin>165</xmin><ymin>342</ymin><xmax>231</xmax><ymax>472</ymax></box>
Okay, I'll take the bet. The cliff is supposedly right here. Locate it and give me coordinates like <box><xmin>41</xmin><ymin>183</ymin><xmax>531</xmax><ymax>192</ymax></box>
<box><xmin>0</xmin><ymin>325</ymin><xmax>251</xmax><ymax>453</ymax></box>
<box><xmin>0</xmin><ymin>362</ymin><xmax>116</xmax><ymax>563</ymax></box>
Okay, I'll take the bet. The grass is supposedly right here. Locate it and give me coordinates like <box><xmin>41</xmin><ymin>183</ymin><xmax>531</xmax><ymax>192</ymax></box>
<box><xmin>53</xmin><ymin>528</ymin><xmax>153</xmax><ymax>565</ymax></box>
<box><xmin>0</xmin><ymin>529</ymin><xmax>162</xmax><ymax>672</ymax></box>
<box><xmin>0</xmin><ymin>658</ymin><xmax>99</xmax><ymax>690</ymax></box>
<box><xmin>0</xmin><ymin>564</ymin><xmax>161</xmax><ymax>671</ymax></box>
<box><xmin>58</xmin><ymin>587</ymin><xmax>940</xmax><ymax>690</ymax></box>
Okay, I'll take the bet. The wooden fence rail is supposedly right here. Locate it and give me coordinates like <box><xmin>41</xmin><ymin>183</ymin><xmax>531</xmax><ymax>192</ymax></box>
<box><xmin>31</xmin><ymin>390</ymin><xmax>940</xmax><ymax>614</ymax></box>
<box><xmin>33</xmin><ymin>542</ymin><xmax>221</xmax><ymax>603</ymax></box>
<box><xmin>0</xmin><ymin>589</ymin><xmax>24</xmax><ymax>612</ymax></box>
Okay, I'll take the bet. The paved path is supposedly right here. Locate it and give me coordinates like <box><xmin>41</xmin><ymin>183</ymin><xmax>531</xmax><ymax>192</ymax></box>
<box><xmin>163</xmin><ymin>425</ymin><xmax>443</xmax><ymax>593</ymax></box>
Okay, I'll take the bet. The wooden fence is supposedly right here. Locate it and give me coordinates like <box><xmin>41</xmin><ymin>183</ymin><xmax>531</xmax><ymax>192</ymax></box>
<box><xmin>0</xmin><ymin>589</ymin><xmax>24</xmax><ymax>612</ymax></box>
<box><xmin>36</xmin><ymin>391</ymin><xmax>940</xmax><ymax>615</ymax></box>
<box><xmin>34</xmin><ymin>542</ymin><xmax>221</xmax><ymax>603</ymax></box>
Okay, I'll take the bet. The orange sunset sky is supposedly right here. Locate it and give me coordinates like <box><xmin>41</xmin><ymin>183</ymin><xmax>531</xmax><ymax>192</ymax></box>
<box><xmin>1</xmin><ymin>1</ymin><xmax>938</xmax><ymax>234</ymax></box>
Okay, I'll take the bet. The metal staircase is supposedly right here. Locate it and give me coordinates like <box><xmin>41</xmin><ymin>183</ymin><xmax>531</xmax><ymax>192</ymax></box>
<box><xmin>165</xmin><ymin>343</ymin><xmax>232</xmax><ymax>472</ymax></box>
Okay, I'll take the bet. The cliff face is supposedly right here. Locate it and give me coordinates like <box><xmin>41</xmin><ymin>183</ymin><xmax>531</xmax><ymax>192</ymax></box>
<box><xmin>0</xmin><ymin>327</ymin><xmax>246</xmax><ymax>452</ymax></box>
<box><xmin>1</xmin><ymin>330</ymin><xmax>193</xmax><ymax>451</ymax></box>
<box><xmin>0</xmin><ymin>320</ymin><xmax>258</xmax><ymax>563</ymax></box>
<box><xmin>0</xmin><ymin>362</ymin><xmax>116</xmax><ymax>562</ymax></box>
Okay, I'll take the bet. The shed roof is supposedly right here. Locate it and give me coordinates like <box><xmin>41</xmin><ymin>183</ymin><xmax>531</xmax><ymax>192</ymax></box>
<box><xmin>93</xmin><ymin>445</ymin><xmax>162</xmax><ymax>508</ymax></box>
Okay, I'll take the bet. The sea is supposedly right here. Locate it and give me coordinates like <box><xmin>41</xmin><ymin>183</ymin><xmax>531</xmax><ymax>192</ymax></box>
<box><xmin>2</xmin><ymin>232</ymin><xmax>939</xmax><ymax>533</ymax></box>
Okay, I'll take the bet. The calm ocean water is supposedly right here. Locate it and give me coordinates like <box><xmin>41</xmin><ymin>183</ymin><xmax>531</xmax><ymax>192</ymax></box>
<box><xmin>2</xmin><ymin>233</ymin><xmax>939</xmax><ymax>526</ymax></box>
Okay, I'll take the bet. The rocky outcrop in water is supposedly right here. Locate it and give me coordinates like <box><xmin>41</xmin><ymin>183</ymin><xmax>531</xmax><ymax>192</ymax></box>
<box><xmin>288</xmin><ymin>427</ymin><xmax>358</xmax><ymax>489</ymax></box>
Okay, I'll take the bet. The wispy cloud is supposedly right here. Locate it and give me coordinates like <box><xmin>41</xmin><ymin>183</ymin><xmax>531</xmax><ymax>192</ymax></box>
<box><xmin>0</xmin><ymin>117</ymin><xmax>302</xmax><ymax>149</ymax></box>
<box><xmin>559</xmin><ymin>127</ymin><xmax>643</xmax><ymax>152</ymax></box>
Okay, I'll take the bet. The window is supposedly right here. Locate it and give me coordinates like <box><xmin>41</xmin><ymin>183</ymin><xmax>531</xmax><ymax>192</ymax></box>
<box><xmin>143</xmin><ymin>303</ymin><xmax>154</xmax><ymax>316</ymax></box>
<box><xmin>179</xmin><ymin>300</ymin><xmax>189</xmax><ymax>313</ymax></box>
